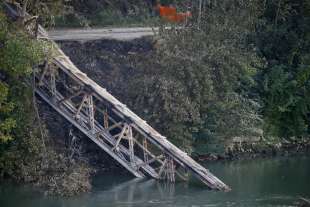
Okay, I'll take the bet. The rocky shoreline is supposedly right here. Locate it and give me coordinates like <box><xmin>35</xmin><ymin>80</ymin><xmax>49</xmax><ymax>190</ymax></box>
<box><xmin>195</xmin><ymin>139</ymin><xmax>310</xmax><ymax>162</ymax></box>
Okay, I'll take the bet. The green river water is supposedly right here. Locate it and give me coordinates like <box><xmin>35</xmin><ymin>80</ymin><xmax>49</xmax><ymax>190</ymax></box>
<box><xmin>0</xmin><ymin>156</ymin><xmax>309</xmax><ymax>207</ymax></box>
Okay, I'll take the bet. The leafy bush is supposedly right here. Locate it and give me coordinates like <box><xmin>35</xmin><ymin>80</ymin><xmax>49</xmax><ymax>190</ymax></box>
<box><xmin>0</xmin><ymin>10</ymin><xmax>44</xmax><ymax>143</ymax></box>
<box><xmin>256</xmin><ymin>0</ymin><xmax>310</xmax><ymax>138</ymax></box>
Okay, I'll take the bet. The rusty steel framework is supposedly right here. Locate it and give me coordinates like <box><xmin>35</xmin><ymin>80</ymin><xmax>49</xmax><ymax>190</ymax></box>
<box><xmin>34</xmin><ymin>58</ymin><xmax>193</xmax><ymax>182</ymax></box>
<box><xmin>4</xmin><ymin>2</ymin><xmax>230</xmax><ymax>191</ymax></box>
<box><xmin>34</xmin><ymin>58</ymin><xmax>191</xmax><ymax>182</ymax></box>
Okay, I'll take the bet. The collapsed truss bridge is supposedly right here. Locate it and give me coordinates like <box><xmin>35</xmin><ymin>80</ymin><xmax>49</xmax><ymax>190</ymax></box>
<box><xmin>4</xmin><ymin>2</ymin><xmax>230</xmax><ymax>191</ymax></box>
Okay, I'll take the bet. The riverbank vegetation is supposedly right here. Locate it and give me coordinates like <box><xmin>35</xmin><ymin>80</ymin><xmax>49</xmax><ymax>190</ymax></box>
<box><xmin>128</xmin><ymin>0</ymin><xmax>310</xmax><ymax>155</ymax></box>
<box><xmin>150</xmin><ymin>0</ymin><xmax>310</xmax><ymax>155</ymax></box>
<box><xmin>0</xmin><ymin>2</ymin><xmax>93</xmax><ymax>196</ymax></box>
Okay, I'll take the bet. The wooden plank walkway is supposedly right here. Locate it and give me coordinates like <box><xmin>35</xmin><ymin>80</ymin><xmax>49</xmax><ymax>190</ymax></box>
<box><xmin>4</xmin><ymin>2</ymin><xmax>231</xmax><ymax>192</ymax></box>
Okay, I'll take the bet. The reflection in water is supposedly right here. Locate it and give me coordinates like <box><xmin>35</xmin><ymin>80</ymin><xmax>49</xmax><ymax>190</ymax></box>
<box><xmin>92</xmin><ymin>177</ymin><xmax>179</xmax><ymax>207</ymax></box>
<box><xmin>0</xmin><ymin>156</ymin><xmax>310</xmax><ymax>207</ymax></box>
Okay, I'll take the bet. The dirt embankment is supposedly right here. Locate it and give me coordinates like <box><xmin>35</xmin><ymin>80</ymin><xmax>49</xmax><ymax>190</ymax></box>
<box><xmin>58</xmin><ymin>38</ymin><xmax>154</xmax><ymax>105</ymax></box>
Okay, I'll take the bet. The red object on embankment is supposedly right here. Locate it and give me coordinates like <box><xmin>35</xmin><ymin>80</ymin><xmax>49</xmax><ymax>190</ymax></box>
<box><xmin>157</xmin><ymin>5</ymin><xmax>191</xmax><ymax>23</ymax></box>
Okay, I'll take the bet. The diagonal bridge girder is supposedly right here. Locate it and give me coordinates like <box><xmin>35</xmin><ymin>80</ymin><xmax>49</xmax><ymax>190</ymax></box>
<box><xmin>3</xmin><ymin>2</ymin><xmax>231</xmax><ymax>192</ymax></box>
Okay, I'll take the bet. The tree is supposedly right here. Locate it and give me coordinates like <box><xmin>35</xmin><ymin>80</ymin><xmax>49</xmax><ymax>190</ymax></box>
<box><xmin>0</xmin><ymin>9</ymin><xmax>44</xmax><ymax>144</ymax></box>
<box><xmin>256</xmin><ymin>0</ymin><xmax>310</xmax><ymax>138</ymax></box>
<box><xmin>0</xmin><ymin>82</ymin><xmax>15</xmax><ymax>143</ymax></box>
<box><xmin>13</xmin><ymin>0</ymin><xmax>69</xmax><ymax>26</ymax></box>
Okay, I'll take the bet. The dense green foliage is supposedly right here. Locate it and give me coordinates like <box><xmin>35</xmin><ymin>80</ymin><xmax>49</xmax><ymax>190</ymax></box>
<box><xmin>0</xmin><ymin>4</ymin><xmax>92</xmax><ymax>196</ymax></box>
<box><xmin>257</xmin><ymin>0</ymin><xmax>310</xmax><ymax>138</ymax></box>
<box><xmin>11</xmin><ymin>0</ymin><xmax>68</xmax><ymax>27</ymax></box>
<box><xmin>0</xmin><ymin>5</ymin><xmax>44</xmax><ymax>180</ymax></box>
<box><xmin>125</xmin><ymin>0</ymin><xmax>310</xmax><ymax>153</ymax></box>
<box><xmin>0</xmin><ymin>4</ymin><xmax>45</xmax><ymax>176</ymax></box>
<box><xmin>0</xmin><ymin>11</ymin><xmax>44</xmax><ymax>143</ymax></box>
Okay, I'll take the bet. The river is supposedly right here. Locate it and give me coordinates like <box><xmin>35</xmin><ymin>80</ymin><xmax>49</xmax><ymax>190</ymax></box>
<box><xmin>1</xmin><ymin>156</ymin><xmax>309</xmax><ymax>207</ymax></box>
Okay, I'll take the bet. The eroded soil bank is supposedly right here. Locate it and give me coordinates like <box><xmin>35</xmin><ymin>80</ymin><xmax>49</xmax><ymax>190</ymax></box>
<box><xmin>58</xmin><ymin>38</ymin><xmax>154</xmax><ymax>104</ymax></box>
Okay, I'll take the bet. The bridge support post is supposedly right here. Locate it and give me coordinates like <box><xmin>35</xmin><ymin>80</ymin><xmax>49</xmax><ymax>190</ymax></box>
<box><xmin>104</xmin><ymin>108</ymin><xmax>109</xmax><ymax>129</ymax></box>
<box><xmin>143</xmin><ymin>138</ymin><xmax>149</xmax><ymax>163</ymax></box>
<box><xmin>127</xmin><ymin>125</ymin><xmax>135</xmax><ymax>167</ymax></box>
<box><xmin>85</xmin><ymin>94</ymin><xmax>95</xmax><ymax>133</ymax></box>
<box><xmin>158</xmin><ymin>155</ymin><xmax>175</xmax><ymax>182</ymax></box>
<box><xmin>74</xmin><ymin>93</ymin><xmax>95</xmax><ymax>134</ymax></box>
<box><xmin>38</xmin><ymin>61</ymin><xmax>48</xmax><ymax>86</ymax></box>
<box><xmin>167</xmin><ymin>156</ymin><xmax>175</xmax><ymax>182</ymax></box>
<box><xmin>49</xmin><ymin>69</ymin><xmax>56</xmax><ymax>101</ymax></box>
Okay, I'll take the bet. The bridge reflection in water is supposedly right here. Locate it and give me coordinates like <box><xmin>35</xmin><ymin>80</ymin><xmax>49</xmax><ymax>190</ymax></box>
<box><xmin>106</xmin><ymin>179</ymin><xmax>174</xmax><ymax>205</ymax></box>
<box><xmin>88</xmin><ymin>175</ymin><xmax>183</xmax><ymax>207</ymax></box>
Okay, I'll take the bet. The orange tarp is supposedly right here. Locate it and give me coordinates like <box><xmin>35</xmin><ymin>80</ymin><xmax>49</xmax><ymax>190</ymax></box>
<box><xmin>157</xmin><ymin>5</ymin><xmax>191</xmax><ymax>23</ymax></box>
<box><xmin>158</xmin><ymin>6</ymin><xmax>177</xmax><ymax>17</ymax></box>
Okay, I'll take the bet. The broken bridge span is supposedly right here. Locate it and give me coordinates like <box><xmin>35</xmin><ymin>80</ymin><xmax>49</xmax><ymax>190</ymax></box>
<box><xmin>4</xmin><ymin>2</ymin><xmax>230</xmax><ymax>192</ymax></box>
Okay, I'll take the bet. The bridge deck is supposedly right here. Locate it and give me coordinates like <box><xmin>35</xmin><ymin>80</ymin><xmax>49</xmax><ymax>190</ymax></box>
<box><xmin>4</xmin><ymin>2</ymin><xmax>230</xmax><ymax>191</ymax></box>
